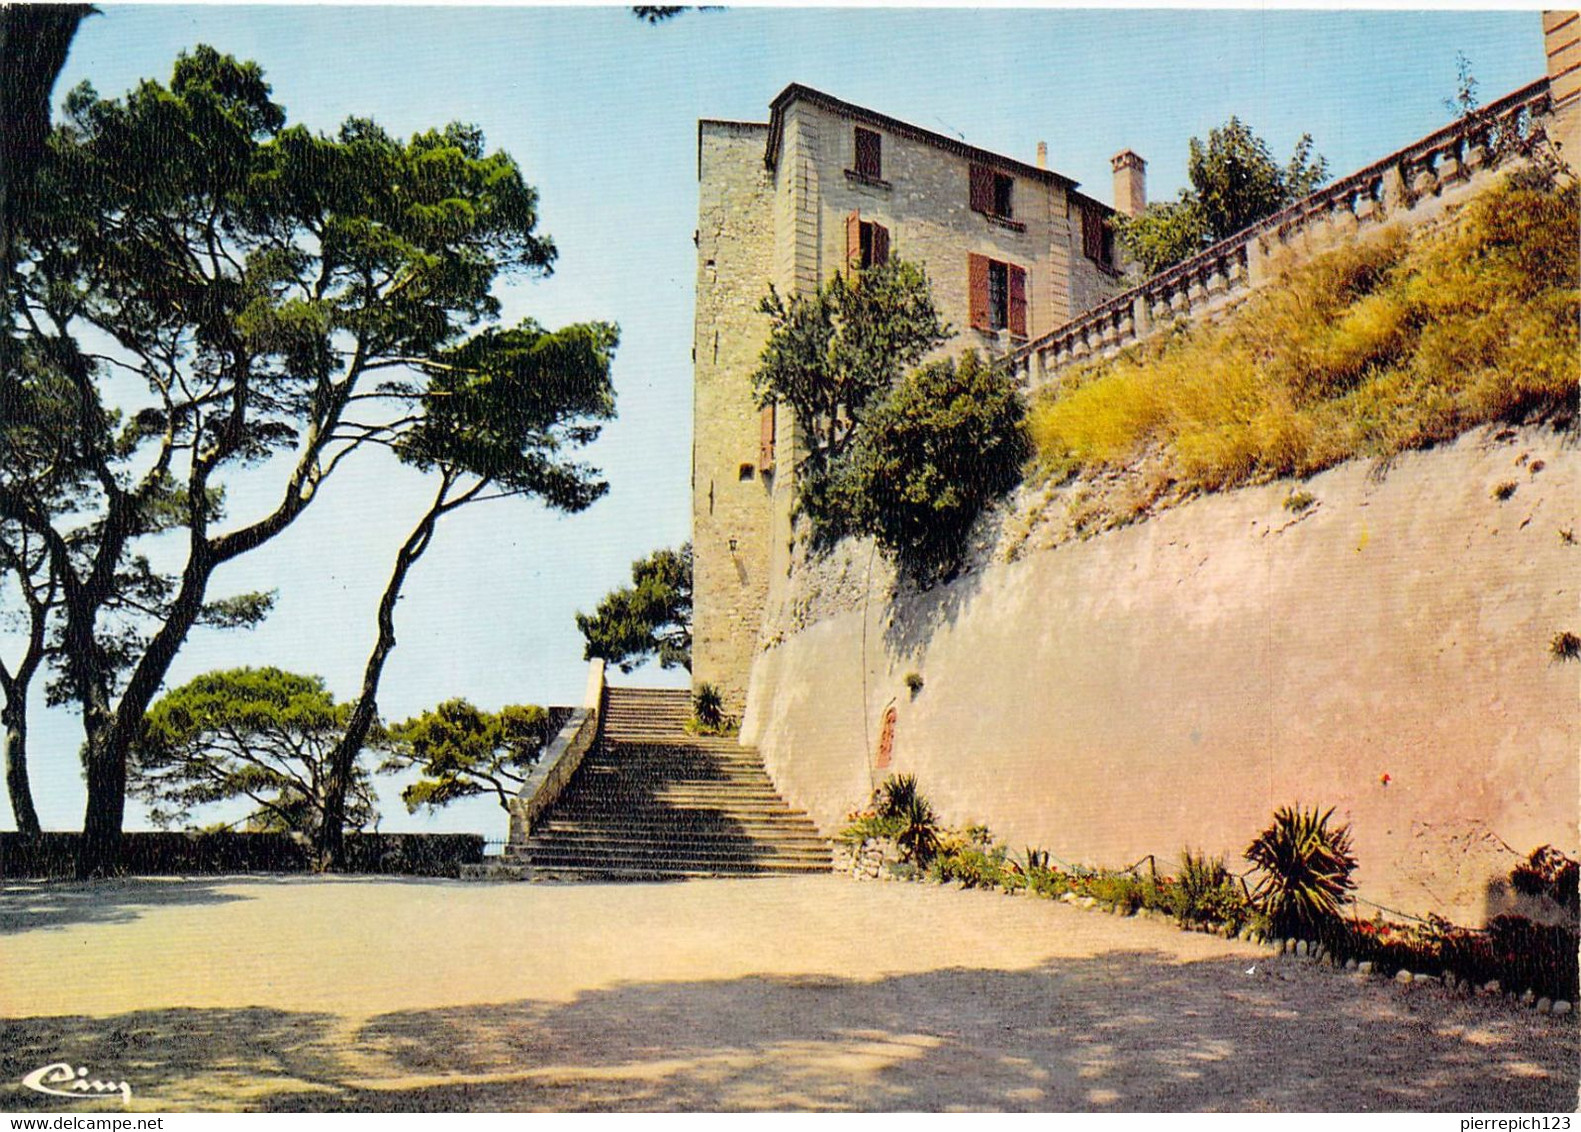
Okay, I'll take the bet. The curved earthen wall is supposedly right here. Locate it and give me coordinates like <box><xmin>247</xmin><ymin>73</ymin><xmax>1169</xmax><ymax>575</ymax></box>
<box><xmin>741</xmin><ymin>427</ymin><xmax>1579</xmax><ymax>924</ymax></box>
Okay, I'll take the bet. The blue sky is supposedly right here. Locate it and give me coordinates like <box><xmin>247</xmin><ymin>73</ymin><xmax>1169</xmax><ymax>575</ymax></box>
<box><xmin>5</xmin><ymin>6</ymin><xmax>1547</xmax><ymax>837</ymax></box>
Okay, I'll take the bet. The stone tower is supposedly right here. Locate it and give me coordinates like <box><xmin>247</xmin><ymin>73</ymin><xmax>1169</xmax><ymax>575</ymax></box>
<box><xmin>692</xmin><ymin>86</ymin><xmax>1137</xmax><ymax>711</ymax></box>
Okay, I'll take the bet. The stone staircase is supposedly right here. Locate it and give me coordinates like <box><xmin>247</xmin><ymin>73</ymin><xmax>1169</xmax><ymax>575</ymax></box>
<box><xmin>486</xmin><ymin>686</ymin><xmax>832</xmax><ymax>881</ymax></box>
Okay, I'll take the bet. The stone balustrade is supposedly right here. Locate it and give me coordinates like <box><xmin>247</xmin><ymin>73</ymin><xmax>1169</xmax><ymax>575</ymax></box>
<box><xmin>508</xmin><ymin>657</ymin><xmax>605</xmax><ymax>844</ymax></box>
<box><xmin>1008</xmin><ymin>77</ymin><xmax>1554</xmax><ymax>390</ymax></box>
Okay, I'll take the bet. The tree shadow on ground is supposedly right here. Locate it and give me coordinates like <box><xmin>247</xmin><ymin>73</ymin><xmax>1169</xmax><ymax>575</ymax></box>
<box><xmin>0</xmin><ymin>879</ymin><xmax>252</xmax><ymax>935</ymax></box>
<box><xmin>0</xmin><ymin>876</ymin><xmax>467</xmax><ymax>936</ymax></box>
<box><xmin>3</xmin><ymin>949</ymin><xmax>1574</xmax><ymax>1112</ymax></box>
<box><xmin>1</xmin><ymin>1007</ymin><xmax>349</xmax><ymax>1112</ymax></box>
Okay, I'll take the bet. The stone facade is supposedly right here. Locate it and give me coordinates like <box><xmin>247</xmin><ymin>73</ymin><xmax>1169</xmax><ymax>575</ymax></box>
<box><xmin>1546</xmin><ymin>11</ymin><xmax>1581</xmax><ymax>161</ymax></box>
<box><xmin>693</xmin><ymin>86</ymin><xmax>1134</xmax><ymax>707</ymax></box>
<box><xmin>692</xmin><ymin>121</ymin><xmax>778</xmax><ymax>708</ymax></box>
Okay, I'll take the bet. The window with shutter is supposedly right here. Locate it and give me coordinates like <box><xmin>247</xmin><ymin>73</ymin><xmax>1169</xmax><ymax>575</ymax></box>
<box><xmin>854</xmin><ymin>127</ymin><xmax>881</xmax><ymax>180</ymax></box>
<box><xmin>1082</xmin><ymin>203</ymin><xmax>1116</xmax><ymax>269</ymax></box>
<box><xmin>846</xmin><ymin>211</ymin><xmax>864</xmax><ymax>275</ymax></box>
<box><xmin>969</xmin><ymin>164</ymin><xmax>994</xmax><ymax>215</ymax></box>
<box><xmin>1007</xmin><ymin>263</ymin><xmax>1028</xmax><ymax>338</ymax></box>
<box><xmin>968</xmin><ymin>253</ymin><xmax>990</xmax><ymax>331</ymax></box>
<box><xmin>987</xmin><ymin>261</ymin><xmax>1008</xmax><ymax>330</ymax></box>
<box><xmin>870</xmin><ymin>221</ymin><xmax>889</xmax><ymax>267</ymax></box>
<box><xmin>969</xmin><ymin>253</ymin><xmax>1028</xmax><ymax>336</ymax></box>
<box><xmin>993</xmin><ymin>173</ymin><xmax>1014</xmax><ymax>218</ymax></box>
<box><xmin>845</xmin><ymin>211</ymin><xmax>891</xmax><ymax>272</ymax></box>
<box><xmin>969</xmin><ymin>164</ymin><xmax>1015</xmax><ymax>220</ymax></box>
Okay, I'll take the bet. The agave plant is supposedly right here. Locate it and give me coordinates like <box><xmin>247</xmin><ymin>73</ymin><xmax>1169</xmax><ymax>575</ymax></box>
<box><xmin>894</xmin><ymin>794</ymin><xmax>941</xmax><ymax>865</ymax></box>
<box><xmin>1244</xmin><ymin>805</ymin><xmax>1357</xmax><ymax>935</ymax></box>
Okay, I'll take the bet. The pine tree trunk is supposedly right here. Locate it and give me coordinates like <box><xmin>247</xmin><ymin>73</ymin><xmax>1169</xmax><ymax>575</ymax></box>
<box><xmin>316</xmin><ymin>493</ymin><xmax>445</xmax><ymax>871</ymax></box>
<box><xmin>2</xmin><ymin>706</ymin><xmax>40</xmax><ymax>835</ymax></box>
<box><xmin>77</xmin><ymin>733</ymin><xmax>125</xmax><ymax>876</ymax></box>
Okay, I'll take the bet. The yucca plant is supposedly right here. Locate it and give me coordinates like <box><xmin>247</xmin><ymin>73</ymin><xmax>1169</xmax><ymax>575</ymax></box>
<box><xmin>894</xmin><ymin>794</ymin><xmax>941</xmax><ymax>865</ymax></box>
<box><xmin>877</xmin><ymin>773</ymin><xmax>919</xmax><ymax>819</ymax></box>
<box><xmin>1244</xmin><ymin>805</ymin><xmax>1357</xmax><ymax>937</ymax></box>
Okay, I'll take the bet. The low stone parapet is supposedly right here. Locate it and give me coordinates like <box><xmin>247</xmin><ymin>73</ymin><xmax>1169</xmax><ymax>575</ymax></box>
<box><xmin>1007</xmin><ymin>77</ymin><xmax>1556</xmax><ymax>391</ymax></box>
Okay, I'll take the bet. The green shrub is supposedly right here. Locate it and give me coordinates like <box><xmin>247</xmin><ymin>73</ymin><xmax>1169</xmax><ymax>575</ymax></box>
<box><xmin>837</xmin><ymin>813</ymin><xmax>906</xmax><ymax>844</ymax></box>
<box><xmin>1283</xmin><ymin>489</ymin><xmax>1316</xmax><ymax>513</ymax></box>
<box><xmin>931</xmin><ymin>842</ymin><xmax>1012</xmax><ymax>889</ymax></box>
<box><xmin>752</xmin><ymin>258</ymin><xmax>951</xmax><ymax>551</ymax></box>
<box><xmin>1509</xmin><ymin>845</ymin><xmax>1579</xmax><ymax>912</ymax></box>
<box><xmin>839</xmin><ymin>349</ymin><xmax>1030</xmax><ymax>579</ymax></box>
<box><xmin>1244</xmin><ymin>805</ymin><xmax>1357</xmax><ymax>937</ymax></box>
<box><xmin>1083</xmin><ymin>872</ymin><xmax>1147</xmax><ymax>913</ymax></box>
<box><xmin>1549</xmin><ymin>631</ymin><xmax>1581</xmax><ymax>663</ymax></box>
<box><xmin>1339</xmin><ymin>912</ymin><xmax>1578</xmax><ymax>1002</ymax></box>
<box><xmin>691</xmin><ymin>682</ymin><xmax>724</xmax><ymax>730</ymax></box>
<box><xmin>1174</xmin><ymin>850</ymin><xmax>1253</xmax><ymax>929</ymax></box>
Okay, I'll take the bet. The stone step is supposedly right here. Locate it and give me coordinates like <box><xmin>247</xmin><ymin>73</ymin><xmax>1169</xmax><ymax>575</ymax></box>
<box><xmin>562</xmin><ymin>783</ymin><xmax>787</xmax><ymax>800</ymax></box>
<box><xmin>580</xmin><ymin>768</ymin><xmax>770</xmax><ymax>783</ymax></box>
<box><xmin>516</xmin><ymin>823</ymin><xmax>828</xmax><ymax>844</ymax></box>
<box><xmin>540</xmin><ymin>815</ymin><xmax>822</xmax><ymax>828</ymax></box>
<box><xmin>514</xmin><ymin>862</ymin><xmax>831</xmax><ymax>882</ymax></box>
<box><xmin>512</xmin><ymin>850</ymin><xmax>833</xmax><ymax>871</ymax></box>
<box><xmin>576</xmin><ymin>757</ymin><xmax>774</xmax><ymax>772</ymax></box>
<box><xmin>564</xmin><ymin>788</ymin><xmax>787</xmax><ymax>803</ymax></box>
<box><xmin>504</xmin><ymin>685</ymin><xmax>830</xmax><ymax>880</ymax></box>
<box><xmin>596</xmin><ymin>752</ymin><xmax>762</xmax><ymax>767</ymax></box>
<box><xmin>561</xmin><ymin>771</ymin><xmax>784</xmax><ymax>789</ymax></box>
<box><xmin>545</xmin><ymin>809</ymin><xmax>816</xmax><ymax>828</ymax></box>
<box><xmin>569</xmin><ymin>780</ymin><xmax>783</xmax><ymax>795</ymax></box>
<box><xmin>536</xmin><ymin>814</ymin><xmax>824</xmax><ymax>835</ymax></box>
<box><xmin>599</xmin><ymin>735</ymin><xmax>753</xmax><ymax>746</ymax></box>
<box><xmin>524</xmin><ymin>834</ymin><xmax>834</xmax><ymax>853</ymax></box>
<box><xmin>511</xmin><ymin>843</ymin><xmax>832</xmax><ymax>864</ymax></box>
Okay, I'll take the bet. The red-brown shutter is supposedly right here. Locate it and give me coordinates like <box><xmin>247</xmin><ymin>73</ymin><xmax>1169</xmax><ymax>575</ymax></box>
<box><xmin>969</xmin><ymin>164</ymin><xmax>993</xmax><ymax>214</ymax></box>
<box><xmin>759</xmin><ymin>403</ymin><xmax>776</xmax><ymax>472</ymax></box>
<box><xmin>1081</xmin><ymin>203</ymin><xmax>1104</xmax><ymax>263</ymax></box>
<box><xmin>855</xmin><ymin>128</ymin><xmax>881</xmax><ymax>180</ymax></box>
<box><xmin>968</xmin><ymin>253</ymin><xmax>990</xmax><ymax>331</ymax></box>
<box><xmin>1007</xmin><ymin>263</ymin><xmax>1028</xmax><ymax>338</ymax></box>
<box><xmin>875</xmin><ymin>705</ymin><xmax>897</xmax><ymax>771</ymax></box>
<box><xmin>871</xmin><ymin>222</ymin><xmax>889</xmax><ymax>267</ymax></box>
<box><xmin>845</xmin><ymin>211</ymin><xmax>862</xmax><ymax>275</ymax></box>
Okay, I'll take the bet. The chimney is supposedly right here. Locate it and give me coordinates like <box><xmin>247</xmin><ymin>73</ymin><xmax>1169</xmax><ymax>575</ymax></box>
<box><xmin>1036</xmin><ymin>141</ymin><xmax>1048</xmax><ymax>170</ymax></box>
<box><xmin>1111</xmin><ymin>149</ymin><xmax>1147</xmax><ymax>217</ymax></box>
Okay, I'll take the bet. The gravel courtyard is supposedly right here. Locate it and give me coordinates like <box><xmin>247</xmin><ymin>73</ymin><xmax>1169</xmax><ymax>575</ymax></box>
<box><xmin>2</xmin><ymin>874</ymin><xmax>1575</xmax><ymax>1112</ymax></box>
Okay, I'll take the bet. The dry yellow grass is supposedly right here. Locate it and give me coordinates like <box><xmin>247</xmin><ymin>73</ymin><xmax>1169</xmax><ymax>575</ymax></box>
<box><xmin>1031</xmin><ymin>176</ymin><xmax>1579</xmax><ymax>493</ymax></box>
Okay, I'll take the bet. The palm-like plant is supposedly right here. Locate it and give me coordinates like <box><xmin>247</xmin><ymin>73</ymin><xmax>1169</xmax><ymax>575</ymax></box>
<box><xmin>878</xmin><ymin>773</ymin><xmax>919</xmax><ymax>818</ymax></box>
<box><xmin>894</xmin><ymin>795</ymin><xmax>941</xmax><ymax>865</ymax></box>
<box><xmin>692</xmin><ymin>683</ymin><xmax>724</xmax><ymax>730</ymax></box>
<box><xmin>1244</xmin><ymin>805</ymin><xmax>1357</xmax><ymax>935</ymax></box>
